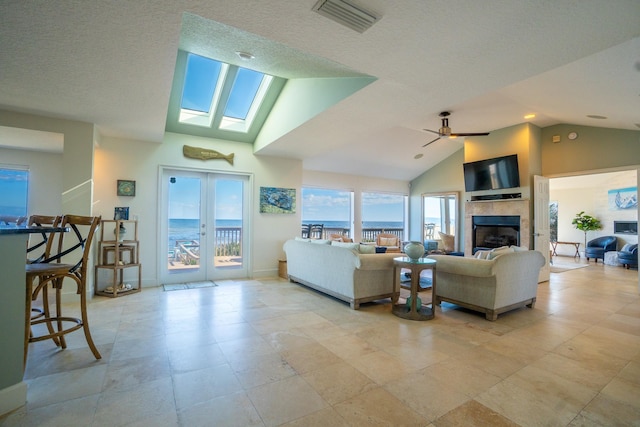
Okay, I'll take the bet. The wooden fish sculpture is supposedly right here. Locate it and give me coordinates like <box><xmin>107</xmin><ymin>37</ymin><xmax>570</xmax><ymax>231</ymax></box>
<box><xmin>183</xmin><ymin>145</ymin><xmax>234</xmax><ymax>165</ymax></box>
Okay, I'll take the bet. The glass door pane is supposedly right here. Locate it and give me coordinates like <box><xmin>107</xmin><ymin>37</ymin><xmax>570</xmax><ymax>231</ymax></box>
<box><xmin>211</xmin><ymin>176</ymin><xmax>246</xmax><ymax>275</ymax></box>
<box><xmin>165</xmin><ymin>172</ymin><xmax>206</xmax><ymax>283</ymax></box>
<box><xmin>160</xmin><ymin>168</ymin><xmax>250</xmax><ymax>285</ymax></box>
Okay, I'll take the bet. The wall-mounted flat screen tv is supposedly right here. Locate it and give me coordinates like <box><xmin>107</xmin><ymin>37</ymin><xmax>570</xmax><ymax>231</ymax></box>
<box><xmin>463</xmin><ymin>154</ymin><xmax>520</xmax><ymax>192</ymax></box>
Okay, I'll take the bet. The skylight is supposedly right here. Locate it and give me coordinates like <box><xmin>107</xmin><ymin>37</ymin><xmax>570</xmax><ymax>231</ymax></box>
<box><xmin>181</xmin><ymin>54</ymin><xmax>221</xmax><ymax>113</ymax></box>
<box><xmin>178</xmin><ymin>53</ymin><xmax>273</xmax><ymax>133</ymax></box>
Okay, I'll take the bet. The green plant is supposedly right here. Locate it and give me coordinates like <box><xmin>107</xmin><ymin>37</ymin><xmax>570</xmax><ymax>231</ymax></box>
<box><xmin>571</xmin><ymin>211</ymin><xmax>602</xmax><ymax>250</ymax></box>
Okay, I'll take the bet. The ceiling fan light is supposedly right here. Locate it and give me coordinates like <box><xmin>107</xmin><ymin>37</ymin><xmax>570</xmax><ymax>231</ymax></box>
<box><xmin>439</xmin><ymin>126</ymin><xmax>451</xmax><ymax>136</ymax></box>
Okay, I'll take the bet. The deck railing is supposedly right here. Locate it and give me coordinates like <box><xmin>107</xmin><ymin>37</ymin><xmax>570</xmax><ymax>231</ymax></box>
<box><xmin>302</xmin><ymin>224</ymin><xmax>405</xmax><ymax>242</ymax></box>
<box><xmin>215</xmin><ymin>227</ymin><xmax>242</xmax><ymax>256</ymax></box>
<box><xmin>170</xmin><ymin>227</ymin><xmax>243</xmax><ymax>265</ymax></box>
<box><xmin>361</xmin><ymin>228</ymin><xmax>404</xmax><ymax>242</ymax></box>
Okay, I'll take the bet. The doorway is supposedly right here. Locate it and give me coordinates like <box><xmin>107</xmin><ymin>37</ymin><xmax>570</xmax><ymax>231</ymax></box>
<box><xmin>159</xmin><ymin>168</ymin><xmax>251</xmax><ymax>284</ymax></box>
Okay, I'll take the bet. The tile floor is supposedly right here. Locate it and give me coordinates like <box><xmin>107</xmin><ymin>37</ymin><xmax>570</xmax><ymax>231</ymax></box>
<box><xmin>1</xmin><ymin>257</ymin><xmax>639</xmax><ymax>426</ymax></box>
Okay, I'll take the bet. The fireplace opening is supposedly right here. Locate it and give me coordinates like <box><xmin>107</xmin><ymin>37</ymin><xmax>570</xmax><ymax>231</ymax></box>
<box><xmin>472</xmin><ymin>215</ymin><xmax>520</xmax><ymax>253</ymax></box>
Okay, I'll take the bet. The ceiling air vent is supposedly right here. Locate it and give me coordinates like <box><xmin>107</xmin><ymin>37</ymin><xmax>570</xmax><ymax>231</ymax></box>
<box><xmin>312</xmin><ymin>0</ymin><xmax>380</xmax><ymax>33</ymax></box>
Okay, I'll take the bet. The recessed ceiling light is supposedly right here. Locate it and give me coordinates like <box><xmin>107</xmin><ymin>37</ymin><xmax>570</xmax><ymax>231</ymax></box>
<box><xmin>586</xmin><ymin>114</ymin><xmax>607</xmax><ymax>119</ymax></box>
<box><xmin>235</xmin><ymin>51</ymin><xmax>255</xmax><ymax>60</ymax></box>
<box><xmin>524</xmin><ymin>114</ymin><xmax>536</xmax><ymax>119</ymax></box>
<box><xmin>414</xmin><ymin>153</ymin><xmax>423</xmax><ymax>160</ymax></box>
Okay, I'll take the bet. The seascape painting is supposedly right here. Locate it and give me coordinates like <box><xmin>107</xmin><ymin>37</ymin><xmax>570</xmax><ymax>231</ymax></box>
<box><xmin>608</xmin><ymin>187</ymin><xmax>638</xmax><ymax>210</ymax></box>
<box><xmin>260</xmin><ymin>187</ymin><xmax>296</xmax><ymax>214</ymax></box>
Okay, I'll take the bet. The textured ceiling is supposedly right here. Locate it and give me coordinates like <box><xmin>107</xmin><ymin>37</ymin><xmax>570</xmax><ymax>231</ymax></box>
<box><xmin>0</xmin><ymin>1</ymin><xmax>638</xmax><ymax>180</ymax></box>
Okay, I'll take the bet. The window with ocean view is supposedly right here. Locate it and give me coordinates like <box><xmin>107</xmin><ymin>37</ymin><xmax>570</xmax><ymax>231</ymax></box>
<box><xmin>0</xmin><ymin>167</ymin><xmax>28</xmax><ymax>222</ymax></box>
<box><xmin>301</xmin><ymin>187</ymin><xmax>353</xmax><ymax>237</ymax></box>
<box><xmin>362</xmin><ymin>192</ymin><xmax>406</xmax><ymax>241</ymax></box>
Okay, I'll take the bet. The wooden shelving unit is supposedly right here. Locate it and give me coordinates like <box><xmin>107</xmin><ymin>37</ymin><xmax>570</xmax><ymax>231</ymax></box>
<box><xmin>94</xmin><ymin>220</ymin><xmax>141</xmax><ymax>297</ymax></box>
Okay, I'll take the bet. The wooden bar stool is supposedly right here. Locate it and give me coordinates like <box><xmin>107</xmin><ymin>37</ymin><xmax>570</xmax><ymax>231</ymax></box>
<box><xmin>24</xmin><ymin>215</ymin><xmax>102</xmax><ymax>367</ymax></box>
<box><xmin>26</xmin><ymin>215</ymin><xmax>62</xmax><ymax>344</ymax></box>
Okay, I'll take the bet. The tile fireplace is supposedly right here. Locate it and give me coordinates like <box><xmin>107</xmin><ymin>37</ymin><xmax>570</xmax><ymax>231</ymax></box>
<box><xmin>472</xmin><ymin>215</ymin><xmax>520</xmax><ymax>252</ymax></box>
<box><xmin>464</xmin><ymin>199</ymin><xmax>530</xmax><ymax>256</ymax></box>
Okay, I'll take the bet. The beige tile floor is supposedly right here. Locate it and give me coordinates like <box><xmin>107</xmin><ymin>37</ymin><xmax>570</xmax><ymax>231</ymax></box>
<box><xmin>2</xmin><ymin>257</ymin><xmax>639</xmax><ymax>426</ymax></box>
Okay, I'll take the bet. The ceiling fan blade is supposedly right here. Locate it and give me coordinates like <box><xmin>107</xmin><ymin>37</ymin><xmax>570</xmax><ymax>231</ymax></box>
<box><xmin>450</xmin><ymin>132</ymin><xmax>490</xmax><ymax>137</ymax></box>
<box><xmin>422</xmin><ymin>136</ymin><xmax>441</xmax><ymax>147</ymax></box>
<box><xmin>422</xmin><ymin>128</ymin><xmax>440</xmax><ymax>135</ymax></box>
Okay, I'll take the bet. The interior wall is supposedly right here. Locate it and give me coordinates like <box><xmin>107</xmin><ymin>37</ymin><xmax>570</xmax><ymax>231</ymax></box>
<box><xmin>0</xmin><ymin>110</ymin><xmax>96</xmax><ymax>217</ymax></box>
<box><xmin>94</xmin><ymin>132</ymin><xmax>302</xmax><ymax>285</ymax></box>
<box><xmin>542</xmin><ymin>124</ymin><xmax>640</xmax><ymax>176</ymax></box>
<box><xmin>550</xmin><ymin>170</ymin><xmax>638</xmax><ymax>256</ymax></box>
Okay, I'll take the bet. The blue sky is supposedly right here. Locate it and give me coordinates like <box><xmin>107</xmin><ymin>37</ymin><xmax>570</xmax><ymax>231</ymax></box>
<box><xmin>302</xmin><ymin>188</ymin><xmax>405</xmax><ymax>222</ymax></box>
<box><xmin>168</xmin><ymin>176</ymin><xmax>242</xmax><ymax>220</ymax></box>
<box><xmin>181</xmin><ymin>53</ymin><xmax>263</xmax><ymax>119</ymax></box>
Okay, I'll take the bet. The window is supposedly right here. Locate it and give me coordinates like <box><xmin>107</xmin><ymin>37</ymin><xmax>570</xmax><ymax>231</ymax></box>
<box><xmin>0</xmin><ymin>167</ymin><xmax>28</xmax><ymax>222</ymax></box>
<box><xmin>361</xmin><ymin>192</ymin><xmax>406</xmax><ymax>241</ymax></box>
<box><xmin>179</xmin><ymin>53</ymin><xmax>274</xmax><ymax>133</ymax></box>
<box><xmin>423</xmin><ymin>192</ymin><xmax>458</xmax><ymax>240</ymax></box>
<box><xmin>301</xmin><ymin>187</ymin><xmax>353</xmax><ymax>237</ymax></box>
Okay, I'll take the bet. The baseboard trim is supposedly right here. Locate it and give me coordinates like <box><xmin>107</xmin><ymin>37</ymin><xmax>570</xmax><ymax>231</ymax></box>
<box><xmin>0</xmin><ymin>381</ymin><xmax>27</xmax><ymax>416</ymax></box>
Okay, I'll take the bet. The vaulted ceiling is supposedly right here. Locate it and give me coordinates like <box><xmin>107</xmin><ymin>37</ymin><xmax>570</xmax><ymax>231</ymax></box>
<box><xmin>1</xmin><ymin>1</ymin><xmax>638</xmax><ymax>180</ymax></box>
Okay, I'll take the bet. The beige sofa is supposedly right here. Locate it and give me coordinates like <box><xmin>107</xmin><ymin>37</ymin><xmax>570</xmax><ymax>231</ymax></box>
<box><xmin>429</xmin><ymin>250</ymin><xmax>545</xmax><ymax>320</ymax></box>
<box><xmin>283</xmin><ymin>239</ymin><xmax>399</xmax><ymax>309</ymax></box>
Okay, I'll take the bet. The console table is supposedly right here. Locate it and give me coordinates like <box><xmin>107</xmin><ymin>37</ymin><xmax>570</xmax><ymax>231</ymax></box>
<box><xmin>550</xmin><ymin>241</ymin><xmax>580</xmax><ymax>257</ymax></box>
<box><xmin>392</xmin><ymin>257</ymin><xmax>436</xmax><ymax>321</ymax></box>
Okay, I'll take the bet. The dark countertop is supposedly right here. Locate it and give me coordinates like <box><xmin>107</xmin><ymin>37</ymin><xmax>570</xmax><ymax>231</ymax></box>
<box><xmin>0</xmin><ymin>226</ymin><xmax>68</xmax><ymax>235</ymax></box>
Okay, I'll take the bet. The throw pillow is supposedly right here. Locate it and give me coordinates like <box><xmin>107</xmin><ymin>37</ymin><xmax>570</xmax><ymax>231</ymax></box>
<box><xmin>475</xmin><ymin>250</ymin><xmax>491</xmax><ymax>259</ymax></box>
<box><xmin>359</xmin><ymin>244</ymin><xmax>376</xmax><ymax>254</ymax></box>
<box><xmin>488</xmin><ymin>246</ymin><xmax>514</xmax><ymax>260</ymax></box>
<box><xmin>438</xmin><ymin>232</ymin><xmax>455</xmax><ymax>252</ymax></box>
<box><xmin>379</xmin><ymin>237</ymin><xmax>397</xmax><ymax>246</ymax></box>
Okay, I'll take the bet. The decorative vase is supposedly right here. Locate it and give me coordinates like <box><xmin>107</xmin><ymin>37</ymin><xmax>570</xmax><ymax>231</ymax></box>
<box><xmin>404</xmin><ymin>241</ymin><xmax>425</xmax><ymax>260</ymax></box>
<box><xmin>114</xmin><ymin>225</ymin><xmax>126</xmax><ymax>241</ymax></box>
<box><xmin>406</xmin><ymin>295</ymin><xmax>422</xmax><ymax>309</ymax></box>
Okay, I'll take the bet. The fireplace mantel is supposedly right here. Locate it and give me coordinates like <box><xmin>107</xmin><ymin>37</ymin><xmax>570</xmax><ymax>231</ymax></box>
<box><xmin>464</xmin><ymin>199</ymin><xmax>530</xmax><ymax>256</ymax></box>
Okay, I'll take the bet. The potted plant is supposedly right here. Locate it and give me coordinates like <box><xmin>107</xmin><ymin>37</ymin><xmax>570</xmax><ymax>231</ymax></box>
<box><xmin>571</xmin><ymin>211</ymin><xmax>602</xmax><ymax>253</ymax></box>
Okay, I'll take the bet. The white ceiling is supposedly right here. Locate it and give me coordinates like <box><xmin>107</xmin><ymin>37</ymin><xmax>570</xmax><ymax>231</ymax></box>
<box><xmin>0</xmin><ymin>1</ymin><xmax>638</xmax><ymax>181</ymax></box>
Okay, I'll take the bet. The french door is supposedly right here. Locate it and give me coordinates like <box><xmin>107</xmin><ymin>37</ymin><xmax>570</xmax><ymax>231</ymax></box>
<box><xmin>159</xmin><ymin>168</ymin><xmax>251</xmax><ymax>284</ymax></box>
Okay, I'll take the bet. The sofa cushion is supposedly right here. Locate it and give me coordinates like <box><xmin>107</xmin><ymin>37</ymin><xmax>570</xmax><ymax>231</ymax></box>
<box><xmin>359</xmin><ymin>244</ymin><xmax>376</xmax><ymax>254</ymax></box>
<box><xmin>331</xmin><ymin>241</ymin><xmax>360</xmax><ymax>252</ymax></box>
<box><xmin>310</xmin><ymin>239</ymin><xmax>331</xmax><ymax>245</ymax></box>
<box><xmin>295</xmin><ymin>237</ymin><xmax>311</xmax><ymax>242</ymax></box>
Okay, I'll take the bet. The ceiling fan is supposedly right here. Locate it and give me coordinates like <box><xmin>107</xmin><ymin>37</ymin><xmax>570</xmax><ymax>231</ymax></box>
<box><xmin>422</xmin><ymin>111</ymin><xmax>490</xmax><ymax>147</ymax></box>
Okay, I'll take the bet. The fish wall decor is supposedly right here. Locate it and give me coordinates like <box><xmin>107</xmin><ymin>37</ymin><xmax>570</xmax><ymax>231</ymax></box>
<box><xmin>183</xmin><ymin>145</ymin><xmax>235</xmax><ymax>165</ymax></box>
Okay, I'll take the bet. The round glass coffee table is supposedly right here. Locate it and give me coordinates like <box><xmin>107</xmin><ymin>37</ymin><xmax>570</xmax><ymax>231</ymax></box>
<box><xmin>392</xmin><ymin>257</ymin><xmax>436</xmax><ymax>321</ymax></box>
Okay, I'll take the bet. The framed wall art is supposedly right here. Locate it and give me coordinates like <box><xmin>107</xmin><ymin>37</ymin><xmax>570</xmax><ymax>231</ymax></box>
<box><xmin>260</xmin><ymin>187</ymin><xmax>296</xmax><ymax>214</ymax></box>
<box><xmin>114</xmin><ymin>207</ymin><xmax>129</xmax><ymax>220</ymax></box>
<box><xmin>608</xmin><ymin>186</ymin><xmax>638</xmax><ymax>210</ymax></box>
<box><xmin>117</xmin><ymin>180</ymin><xmax>136</xmax><ymax>196</ymax></box>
